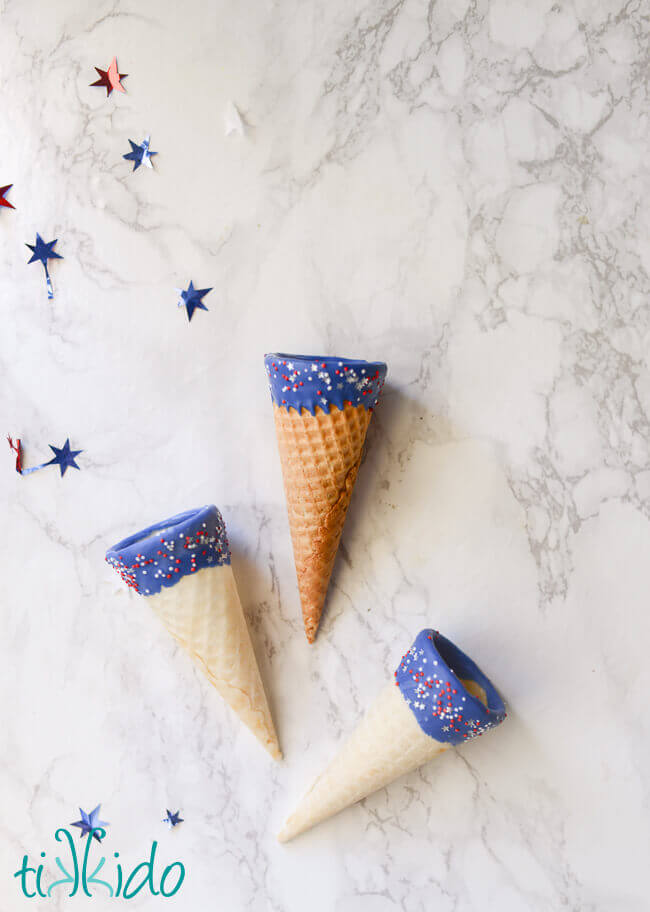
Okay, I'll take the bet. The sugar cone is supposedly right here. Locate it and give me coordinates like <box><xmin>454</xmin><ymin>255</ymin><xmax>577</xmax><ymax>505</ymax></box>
<box><xmin>150</xmin><ymin>563</ymin><xmax>281</xmax><ymax>760</ymax></box>
<box><xmin>279</xmin><ymin>627</ymin><xmax>507</xmax><ymax>841</ymax></box>
<box><xmin>271</xmin><ymin>401</ymin><xmax>372</xmax><ymax>642</ymax></box>
<box><xmin>278</xmin><ymin>684</ymin><xmax>444</xmax><ymax>841</ymax></box>
<box><xmin>107</xmin><ymin>506</ymin><xmax>282</xmax><ymax>759</ymax></box>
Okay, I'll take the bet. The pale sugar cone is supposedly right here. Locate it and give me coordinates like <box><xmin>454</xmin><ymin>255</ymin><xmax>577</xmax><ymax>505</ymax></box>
<box><xmin>278</xmin><ymin>630</ymin><xmax>506</xmax><ymax>841</ymax></box>
<box><xmin>265</xmin><ymin>354</ymin><xmax>387</xmax><ymax>642</ymax></box>
<box><xmin>279</xmin><ymin>683</ymin><xmax>443</xmax><ymax>841</ymax></box>
<box><xmin>107</xmin><ymin>505</ymin><xmax>281</xmax><ymax>760</ymax></box>
<box><xmin>151</xmin><ymin>563</ymin><xmax>281</xmax><ymax>760</ymax></box>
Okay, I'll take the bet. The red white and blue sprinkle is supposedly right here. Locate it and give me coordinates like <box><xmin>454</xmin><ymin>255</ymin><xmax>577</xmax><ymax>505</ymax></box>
<box><xmin>264</xmin><ymin>353</ymin><xmax>387</xmax><ymax>414</ymax></box>
<box><xmin>394</xmin><ymin>629</ymin><xmax>506</xmax><ymax>745</ymax></box>
<box><xmin>106</xmin><ymin>505</ymin><xmax>230</xmax><ymax>596</ymax></box>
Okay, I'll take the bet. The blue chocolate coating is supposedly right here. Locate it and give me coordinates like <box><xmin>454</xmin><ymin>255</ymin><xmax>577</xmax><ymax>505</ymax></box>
<box><xmin>395</xmin><ymin>630</ymin><xmax>506</xmax><ymax>745</ymax></box>
<box><xmin>264</xmin><ymin>353</ymin><xmax>387</xmax><ymax>415</ymax></box>
<box><xmin>106</xmin><ymin>505</ymin><xmax>230</xmax><ymax>597</ymax></box>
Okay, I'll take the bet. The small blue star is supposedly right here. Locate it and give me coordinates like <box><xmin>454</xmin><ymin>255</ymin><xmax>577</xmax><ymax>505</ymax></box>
<box><xmin>46</xmin><ymin>438</ymin><xmax>82</xmax><ymax>476</ymax></box>
<box><xmin>26</xmin><ymin>233</ymin><xmax>63</xmax><ymax>268</ymax></box>
<box><xmin>178</xmin><ymin>281</ymin><xmax>212</xmax><ymax>322</ymax></box>
<box><xmin>163</xmin><ymin>809</ymin><xmax>183</xmax><ymax>829</ymax></box>
<box><xmin>123</xmin><ymin>135</ymin><xmax>157</xmax><ymax>171</ymax></box>
<box><xmin>26</xmin><ymin>233</ymin><xmax>63</xmax><ymax>298</ymax></box>
<box><xmin>71</xmin><ymin>805</ymin><xmax>109</xmax><ymax>843</ymax></box>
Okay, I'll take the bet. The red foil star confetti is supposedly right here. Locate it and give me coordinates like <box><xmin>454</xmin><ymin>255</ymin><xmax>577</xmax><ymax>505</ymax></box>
<box><xmin>0</xmin><ymin>184</ymin><xmax>14</xmax><ymax>210</ymax></box>
<box><xmin>7</xmin><ymin>436</ymin><xmax>22</xmax><ymax>473</ymax></box>
<box><xmin>90</xmin><ymin>57</ymin><xmax>127</xmax><ymax>96</ymax></box>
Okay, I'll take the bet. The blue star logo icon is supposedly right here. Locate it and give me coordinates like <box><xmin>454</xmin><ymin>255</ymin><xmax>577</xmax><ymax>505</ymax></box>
<box><xmin>71</xmin><ymin>805</ymin><xmax>109</xmax><ymax>843</ymax></box>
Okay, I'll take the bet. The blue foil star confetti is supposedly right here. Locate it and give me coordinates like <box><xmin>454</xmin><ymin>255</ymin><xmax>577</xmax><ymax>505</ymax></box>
<box><xmin>71</xmin><ymin>805</ymin><xmax>109</xmax><ymax>843</ymax></box>
<box><xmin>163</xmin><ymin>810</ymin><xmax>184</xmax><ymax>829</ymax></box>
<box><xmin>177</xmin><ymin>281</ymin><xmax>212</xmax><ymax>322</ymax></box>
<box><xmin>26</xmin><ymin>233</ymin><xmax>63</xmax><ymax>299</ymax></box>
<box><xmin>123</xmin><ymin>135</ymin><xmax>157</xmax><ymax>171</ymax></box>
<box><xmin>11</xmin><ymin>437</ymin><xmax>83</xmax><ymax>477</ymax></box>
<box><xmin>46</xmin><ymin>439</ymin><xmax>83</xmax><ymax>476</ymax></box>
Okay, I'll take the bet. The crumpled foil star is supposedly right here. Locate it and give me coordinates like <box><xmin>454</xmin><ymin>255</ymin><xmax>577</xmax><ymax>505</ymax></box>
<box><xmin>224</xmin><ymin>101</ymin><xmax>245</xmax><ymax>137</ymax></box>
<box><xmin>163</xmin><ymin>810</ymin><xmax>184</xmax><ymax>829</ymax></box>
<box><xmin>71</xmin><ymin>805</ymin><xmax>109</xmax><ymax>843</ymax></box>
<box><xmin>123</xmin><ymin>136</ymin><xmax>157</xmax><ymax>171</ymax></box>
<box><xmin>26</xmin><ymin>233</ymin><xmax>63</xmax><ymax>299</ymax></box>
<box><xmin>0</xmin><ymin>184</ymin><xmax>14</xmax><ymax>210</ymax></box>
<box><xmin>7</xmin><ymin>436</ymin><xmax>22</xmax><ymax>472</ymax></box>
<box><xmin>177</xmin><ymin>281</ymin><xmax>212</xmax><ymax>322</ymax></box>
<box><xmin>90</xmin><ymin>56</ymin><xmax>127</xmax><ymax>96</ymax></box>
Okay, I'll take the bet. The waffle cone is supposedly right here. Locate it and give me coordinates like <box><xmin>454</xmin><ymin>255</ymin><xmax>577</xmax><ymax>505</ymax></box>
<box><xmin>150</xmin><ymin>564</ymin><xmax>281</xmax><ymax>760</ymax></box>
<box><xmin>278</xmin><ymin>683</ymin><xmax>447</xmax><ymax>841</ymax></box>
<box><xmin>272</xmin><ymin>402</ymin><xmax>373</xmax><ymax>642</ymax></box>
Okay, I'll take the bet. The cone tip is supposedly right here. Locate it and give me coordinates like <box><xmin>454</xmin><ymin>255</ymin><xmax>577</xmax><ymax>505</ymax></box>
<box><xmin>277</xmin><ymin>819</ymin><xmax>296</xmax><ymax>843</ymax></box>
<box><xmin>262</xmin><ymin>735</ymin><xmax>283</xmax><ymax>761</ymax></box>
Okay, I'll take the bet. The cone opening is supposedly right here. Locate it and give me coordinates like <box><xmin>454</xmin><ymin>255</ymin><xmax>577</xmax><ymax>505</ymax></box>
<box><xmin>109</xmin><ymin>505</ymin><xmax>218</xmax><ymax>553</ymax></box>
<box><xmin>105</xmin><ymin>505</ymin><xmax>231</xmax><ymax>596</ymax></box>
<box><xmin>395</xmin><ymin>630</ymin><xmax>506</xmax><ymax>743</ymax></box>
<box><xmin>264</xmin><ymin>353</ymin><xmax>387</xmax><ymax>414</ymax></box>
<box><xmin>434</xmin><ymin>633</ymin><xmax>506</xmax><ymax>723</ymax></box>
<box><xmin>266</xmin><ymin>353</ymin><xmax>386</xmax><ymax>372</ymax></box>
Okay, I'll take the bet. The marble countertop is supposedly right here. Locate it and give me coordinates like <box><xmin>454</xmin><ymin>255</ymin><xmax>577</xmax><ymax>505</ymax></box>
<box><xmin>2</xmin><ymin>0</ymin><xmax>649</xmax><ymax>908</ymax></box>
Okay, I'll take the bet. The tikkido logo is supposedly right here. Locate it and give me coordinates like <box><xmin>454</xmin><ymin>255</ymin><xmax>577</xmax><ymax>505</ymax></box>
<box><xmin>13</xmin><ymin>806</ymin><xmax>186</xmax><ymax>900</ymax></box>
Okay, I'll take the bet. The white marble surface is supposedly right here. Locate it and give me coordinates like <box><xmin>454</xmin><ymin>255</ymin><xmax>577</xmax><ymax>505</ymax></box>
<box><xmin>2</xmin><ymin>0</ymin><xmax>649</xmax><ymax>908</ymax></box>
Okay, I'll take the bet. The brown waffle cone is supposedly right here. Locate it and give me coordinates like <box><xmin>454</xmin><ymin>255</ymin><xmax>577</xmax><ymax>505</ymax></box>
<box><xmin>272</xmin><ymin>401</ymin><xmax>373</xmax><ymax>642</ymax></box>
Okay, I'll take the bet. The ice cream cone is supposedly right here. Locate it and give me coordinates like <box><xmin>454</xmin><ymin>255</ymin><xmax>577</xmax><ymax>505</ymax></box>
<box><xmin>106</xmin><ymin>505</ymin><xmax>281</xmax><ymax>760</ymax></box>
<box><xmin>279</xmin><ymin>629</ymin><xmax>506</xmax><ymax>841</ymax></box>
<box><xmin>265</xmin><ymin>354</ymin><xmax>387</xmax><ymax>642</ymax></box>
